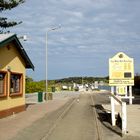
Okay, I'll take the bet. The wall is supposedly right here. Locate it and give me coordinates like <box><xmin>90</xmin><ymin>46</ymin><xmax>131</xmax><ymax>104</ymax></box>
<box><xmin>0</xmin><ymin>42</ymin><xmax>26</xmax><ymax>114</ymax></box>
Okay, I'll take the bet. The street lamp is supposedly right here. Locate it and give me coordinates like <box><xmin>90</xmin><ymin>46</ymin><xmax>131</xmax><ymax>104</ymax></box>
<box><xmin>46</xmin><ymin>25</ymin><xmax>61</xmax><ymax>93</ymax></box>
<box><xmin>18</xmin><ymin>35</ymin><xmax>27</xmax><ymax>41</ymax></box>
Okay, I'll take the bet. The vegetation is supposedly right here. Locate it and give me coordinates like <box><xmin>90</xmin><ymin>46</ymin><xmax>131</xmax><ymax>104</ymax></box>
<box><xmin>25</xmin><ymin>76</ymin><xmax>45</xmax><ymax>93</ymax></box>
<box><xmin>25</xmin><ymin>75</ymin><xmax>140</xmax><ymax>93</ymax></box>
<box><xmin>58</xmin><ymin>76</ymin><xmax>108</xmax><ymax>84</ymax></box>
<box><xmin>25</xmin><ymin>76</ymin><xmax>109</xmax><ymax>93</ymax></box>
<box><xmin>0</xmin><ymin>0</ymin><xmax>25</xmax><ymax>33</ymax></box>
<box><xmin>134</xmin><ymin>74</ymin><xmax>140</xmax><ymax>89</ymax></box>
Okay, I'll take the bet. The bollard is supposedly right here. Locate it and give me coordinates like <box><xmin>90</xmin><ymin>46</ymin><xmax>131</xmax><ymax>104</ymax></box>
<box><xmin>38</xmin><ymin>92</ymin><xmax>43</xmax><ymax>102</ymax></box>
<box><xmin>44</xmin><ymin>92</ymin><xmax>47</xmax><ymax>101</ymax></box>
<box><xmin>48</xmin><ymin>92</ymin><xmax>53</xmax><ymax>100</ymax></box>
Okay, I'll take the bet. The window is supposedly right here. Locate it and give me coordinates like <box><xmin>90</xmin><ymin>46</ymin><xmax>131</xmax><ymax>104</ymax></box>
<box><xmin>10</xmin><ymin>73</ymin><xmax>23</xmax><ymax>96</ymax></box>
<box><xmin>0</xmin><ymin>71</ymin><xmax>7</xmax><ymax>97</ymax></box>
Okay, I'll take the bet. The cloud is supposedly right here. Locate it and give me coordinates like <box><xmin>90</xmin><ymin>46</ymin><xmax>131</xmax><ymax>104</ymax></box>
<box><xmin>77</xmin><ymin>45</ymin><xmax>87</xmax><ymax>49</ymax></box>
<box><xmin>2</xmin><ymin>0</ymin><xmax>140</xmax><ymax>80</ymax></box>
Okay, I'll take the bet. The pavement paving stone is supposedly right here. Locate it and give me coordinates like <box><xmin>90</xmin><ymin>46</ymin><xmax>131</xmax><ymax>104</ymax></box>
<box><xmin>99</xmin><ymin>92</ymin><xmax>140</xmax><ymax>139</ymax></box>
<box><xmin>0</xmin><ymin>91</ymin><xmax>140</xmax><ymax>140</ymax></box>
<box><xmin>0</xmin><ymin>92</ymin><xmax>77</xmax><ymax>140</ymax></box>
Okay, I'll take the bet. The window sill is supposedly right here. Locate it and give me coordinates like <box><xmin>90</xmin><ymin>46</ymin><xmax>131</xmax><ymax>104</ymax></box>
<box><xmin>10</xmin><ymin>93</ymin><xmax>23</xmax><ymax>97</ymax></box>
<box><xmin>0</xmin><ymin>94</ymin><xmax>7</xmax><ymax>98</ymax></box>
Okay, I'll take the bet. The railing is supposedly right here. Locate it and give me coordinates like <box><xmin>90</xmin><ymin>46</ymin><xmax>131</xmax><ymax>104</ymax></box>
<box><xmin>110</xmin><ymin>93</ymin><xmax>127</xmax><ymax>135</ymax></box>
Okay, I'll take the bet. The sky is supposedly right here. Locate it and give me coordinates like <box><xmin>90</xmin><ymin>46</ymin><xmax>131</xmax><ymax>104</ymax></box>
<box><xmin>1</xmin><ymin>0</ymin><xmax>140</xmax><ymax>80</ymax></box>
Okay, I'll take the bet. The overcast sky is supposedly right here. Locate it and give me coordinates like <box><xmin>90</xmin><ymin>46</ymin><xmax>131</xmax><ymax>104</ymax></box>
<box><xmin>2</xmin><ymin>0</ymin><xmax>140</xmax><ymax>80</ymax></box>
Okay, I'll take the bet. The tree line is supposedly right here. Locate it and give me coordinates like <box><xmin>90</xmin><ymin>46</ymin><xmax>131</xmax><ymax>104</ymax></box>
<box><xmin>134</xmin><ymin>74</ymin><xmax>140</xmax><ymax>89</ymax></box>
<box><xmin>25</xmin><ymin>75</ymin><xmax>140</xmax><ymax>93</ymax></box>
<box><xmin>55</xmin><ymin>76</ymin><xmax>109</xmax><ymax>84</ymax></box>
<box><xmin>25</xmin><ymin>76</ymin><xmax>109</xmax><ymax>93</ymax></box>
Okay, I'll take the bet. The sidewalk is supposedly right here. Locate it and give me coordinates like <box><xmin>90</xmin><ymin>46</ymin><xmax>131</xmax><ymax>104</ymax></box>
<box><xmin>102</xmin><ymin>96</ymin><xmax>140</xmax><ymax>138</ymax></box>
<box><xmin>0</xmin><ymin>94</ymin><xmax>72</xmax><ymax>140</ymax></box>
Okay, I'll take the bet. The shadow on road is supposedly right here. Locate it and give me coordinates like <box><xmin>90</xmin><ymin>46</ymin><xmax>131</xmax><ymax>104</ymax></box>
<box><xmin>26</xmin><ymin>103</ymin><xmax>36</xmax><ymax>109</ymax></box>
<box><xmin>122</xmin><ymin>96</ymin><xmax>140</xmax><ymax>105</ymax></box>
<box><xmin>91</xmin><ymin>104</ymin><xmax>122</xmax><ymax>137</ymax></box>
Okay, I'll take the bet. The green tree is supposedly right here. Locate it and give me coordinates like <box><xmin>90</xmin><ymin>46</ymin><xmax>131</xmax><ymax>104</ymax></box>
<box><xmin>26</xmin><ymin>76</ymin><xmax>33</xmax><ymax>82</ymax></box>
<box><xmin>0</xmin><ymin>0</ymin><xmax>25</xmax><ymax>33</ymax></box>
<box><xmin>134</xmin><ymin>75</ymin><xmax>140</xmax><ymax>89</ymax></box>
<box><xmin>25</xmin><ymin>76</ymin><xmax>46</xmax><ymax>93</ymax></box>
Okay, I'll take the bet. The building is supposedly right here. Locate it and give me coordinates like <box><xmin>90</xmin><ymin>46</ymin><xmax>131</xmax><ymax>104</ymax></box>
<box><xmin>0</xmin><ymin>33</ymin><xmax>34</xmax><ymax>118</ymax></box>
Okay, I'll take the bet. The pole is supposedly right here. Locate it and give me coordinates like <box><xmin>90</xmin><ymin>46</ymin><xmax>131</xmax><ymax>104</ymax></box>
<box><xmin>129</xmin><ymin>86</ymin><xmax>132</xmax><ymax>104</ymax></box>
<box><xmin>111</xmin><ymin>86</ymin><xmax>116</xmax><ymax>126</ymax></box>
<box><xmin>46</xmin><ymin>32</ymin><xmax>48</xmax><ymax>93</ymax></box>
<box><xmin>45</xmin><ymin>25</ymin><xmax>61</xmax><ymax>94</ymax></box>
<box><xmin>122</xmin><ymin>102</ymin><xmax>127</xmax><ymax>135</ymax></box>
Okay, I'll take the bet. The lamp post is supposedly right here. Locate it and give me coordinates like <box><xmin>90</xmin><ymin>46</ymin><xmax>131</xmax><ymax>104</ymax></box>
<box><xmin>46</xmin><ymin>25</ymin><xmax>61</xmax><ymax>93</ymax></box>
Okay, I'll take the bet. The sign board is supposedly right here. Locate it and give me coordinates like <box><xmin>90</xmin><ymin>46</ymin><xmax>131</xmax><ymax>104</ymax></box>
<box><xmin>109</xmin><ymin>52</ymin><xmax>134</xmax><ymax>86</ymax></box>
<box><xmin>116</xmin><ymin>86</ymin><xmax>127</xmax><ymax>95</ymax></box>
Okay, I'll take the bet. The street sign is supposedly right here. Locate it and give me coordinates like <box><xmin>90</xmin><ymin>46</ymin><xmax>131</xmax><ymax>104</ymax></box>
<box><xmin>109</xmin><ymin>52</ymin><xmax>134</xmax><ymax>86</ymax></box>
<box><xmin>109</xmin><ymin>52</ymin><xmax>134</xmax><ymax>132</ymax></box>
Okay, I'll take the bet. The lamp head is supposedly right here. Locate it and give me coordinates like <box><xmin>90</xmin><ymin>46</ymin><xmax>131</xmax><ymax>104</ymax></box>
<box><xmin>23</xmin><ymin>35</ymin><xmax>27</xmax><ymax>41</ymax></box>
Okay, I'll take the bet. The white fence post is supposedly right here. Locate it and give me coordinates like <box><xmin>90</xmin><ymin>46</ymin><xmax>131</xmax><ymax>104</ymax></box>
<box><xmin>129</xmin><ymin>86</ymin><xmax>132</xmax><ymax>105</ymax></box>
<box><xmin>122</xmin><ymin>102</ymin><xmax>127</xmax><ymax>135</ymax></box>
<box><xmin>111</xmin><ymin>86</ymin><xmax>116</xmax><ymax>126</ymax></box>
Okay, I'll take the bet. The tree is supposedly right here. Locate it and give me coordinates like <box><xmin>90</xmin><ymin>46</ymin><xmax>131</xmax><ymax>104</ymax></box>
<box><xmin>26</xmin><ymin>76</ymin><xmax>33</xmax><ymax>82</ymax></box>
<box><xmin>0</xmin><ymin>0</ymin><xmax>25</xmax><ymax>33</ymax></box>
<box><xmin>134</xmin><ymin>75</ymin><xmax>140</xmax><ymax>89</ymax></box>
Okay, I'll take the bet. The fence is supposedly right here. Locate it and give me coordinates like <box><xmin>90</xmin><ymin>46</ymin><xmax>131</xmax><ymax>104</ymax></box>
<box><xmin>110</xmin><ymin>93</ymin><xmax>127</xmax><ymax>135</ymax></box>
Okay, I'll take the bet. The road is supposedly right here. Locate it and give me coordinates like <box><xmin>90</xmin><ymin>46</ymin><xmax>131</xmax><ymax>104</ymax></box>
<box><xmin>11</xmin><ymin>93</ymin><xmax>101</xmax><ymax>140</ymax></box>
<box><xmin>46</xmin><ymin>92</ymin><xmax>124</xmax><ymax>140</ymax></box>
<box><xmin>46</xmin><ymin>93</ymin><xmax>99</xmax><ymax>140</ymax></box>
<box><xmin>11</xmin><ymin>91</ymin><xmax>140</xmax><ymax>140</ymax></box>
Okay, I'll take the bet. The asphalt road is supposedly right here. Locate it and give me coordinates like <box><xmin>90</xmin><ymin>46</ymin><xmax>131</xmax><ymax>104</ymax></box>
<box><xmin>47</xmin><ymin>92</ymin><xmax>124</xmax><ymax>140</ymax></box>
<box><xmin>11</xmin><ymin>91</ymin><xmax>140</xmax><ymax>140</ymax></box>
<box><xmin>47</xmin><ymin>94</ymin><xmax>98</xmax><ymax>140</ymax></box>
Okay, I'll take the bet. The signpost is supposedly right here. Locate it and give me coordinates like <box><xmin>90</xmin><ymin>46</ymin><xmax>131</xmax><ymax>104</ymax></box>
<box><xmin>109</xmin><ymin>52</ymin><xmax>134</xmax><ymax>103</ymax></box>
<box><xmin>109</xmin><ymin>52</ymin><xmax>135</xmax><ymax>134</ymax></box>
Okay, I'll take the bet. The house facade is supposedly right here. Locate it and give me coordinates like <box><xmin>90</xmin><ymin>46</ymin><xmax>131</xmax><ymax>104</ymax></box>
<box><xmin>0</xmin><ymin>34</ymin><xmax>34</xmax><ymax>118</ymax></box>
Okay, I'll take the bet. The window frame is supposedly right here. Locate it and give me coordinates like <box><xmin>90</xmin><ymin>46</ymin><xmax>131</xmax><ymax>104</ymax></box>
<box><xmin>10</xmin><ymin>72</ymin><xmax>23</xmax><ymax>96</ymax></box>
<box><xmin>0</xmin><ymin>71</ymin><xmax>8</xmax><ymax>97</ymax></box>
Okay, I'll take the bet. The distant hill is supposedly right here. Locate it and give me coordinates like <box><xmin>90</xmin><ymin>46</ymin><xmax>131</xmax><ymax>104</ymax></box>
<box><xmin>54</xmin><ymin>76</ymin><xmax>109</xmax><ymax>84</ymax></box>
